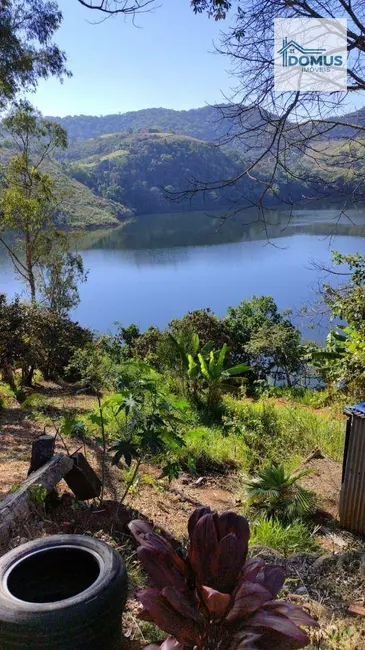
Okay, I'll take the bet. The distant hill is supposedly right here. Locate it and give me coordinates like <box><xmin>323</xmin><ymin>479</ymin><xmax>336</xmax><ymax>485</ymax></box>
<box><xmin>49</xmin><ymin>104</ymin><xmax>365</xmax><ymax>145</ymax></box>
<box><xmin>53</xmin><ymin>170</ymin><xmax>132</xmax><ymax>229</ymax></box>
<box><xmin>2</xmin><ymin>104</ymin><xmax>362</xmax><ymax>229</ymax></box>
<box><xmin>62</xmin><ymin>130</ymin><xmax>260</xmax><ymax>215</ymax></box>
<box><xmin>48</xmin><ymin>105</ymin><xmax>277</xmax><ymax>157</ymax></box>
<box><xmin>48</xmin><ymin>106</ymin><xmax>233</xmax><ymax>143</ymax></box>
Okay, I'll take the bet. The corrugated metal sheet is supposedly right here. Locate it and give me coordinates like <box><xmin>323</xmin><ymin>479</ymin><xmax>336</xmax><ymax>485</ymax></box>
<box><xmin>339</xmin><ymin>414</ymin><xmax>365</xmax><ymax>534</ymax></box>
<box><xmin>344</xmin><ymin>402</ymin><xmax>365</xmax><ymax>417</ymax></box>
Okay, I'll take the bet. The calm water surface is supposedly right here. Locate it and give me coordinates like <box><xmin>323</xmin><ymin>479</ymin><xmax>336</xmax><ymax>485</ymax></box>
<box><xmin>1</xmin><ymin>208</ymin><xmax>364</xmax><ymax>339</ymax></box>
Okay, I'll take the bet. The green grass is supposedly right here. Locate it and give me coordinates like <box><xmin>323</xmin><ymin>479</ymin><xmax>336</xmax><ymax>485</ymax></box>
<box><xmin>223</xmin><ymin>396</ymin><xmax>345</xmax><ymax>469</ymax></box>
<box><xmin>0</xmin><ymin>381</ymin><xmax>15</xmax><ymax>409</ymax></box>
<box><xmin>179</xmin><ymin>425</ymin><xmax>246</xmax><ymax>472</ymax></box>
<box><xmin>250</xmin><ymin>516</ymin><xmax>319</xmax><ymax>557</ymax></box>
<box><xmin>263</xmin><ymin>386</ymin><xmax>331</xmax><ymax>408</ymax></box>
<box><xmin>276</xmin><ymin>402</ymin><xmax>345</xmax><ymax>461</ymax></box>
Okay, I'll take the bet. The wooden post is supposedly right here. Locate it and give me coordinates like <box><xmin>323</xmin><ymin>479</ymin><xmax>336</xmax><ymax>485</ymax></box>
<box><xmin>28</xmin><ymin>435</ymin><xmax>55</xmax><ymax>475</ymax></box>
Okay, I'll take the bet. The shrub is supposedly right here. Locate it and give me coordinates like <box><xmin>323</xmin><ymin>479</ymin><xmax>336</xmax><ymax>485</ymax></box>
<box><xmin>250</xmin><ymin>517</ymin><xmax>319</xmax><ymax>557</ymax></box>
<box><xmin>169</xmin><ymin>308</ymin><xmax>231</xmax><ymax>354</ymax></box>
<box><xmin>132</xmin><ymin>326</ymin><xmax>164</xmax><ymax>367</ymax></box>
<box><xmin>0</xmin><ymin>294</ymin><xmax>92</xmax><ymax>386</ymax></box>
<box><xmin>29</xmin><ymin>308</ymin><xmax>92</xmax><ymax>382</ymax></box>
<box><xmin>129</xmin><ymin>507</ymin><xmax>317</xmax><ymax>650</ymax></box>
<box><xmin>245</xmin><ymin>465</ymin><xmax>316</xmax><ymax>522</ymax></box>
<box><xmin>0</xmin><ymin>381</ymin><xmax>14</xmax><ymax>409</ymax></box>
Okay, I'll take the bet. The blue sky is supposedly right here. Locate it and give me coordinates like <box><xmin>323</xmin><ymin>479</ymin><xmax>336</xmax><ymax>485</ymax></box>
<box><xmin>28</xmin><ymin>2</ymin><xmax>365</xmax><ymax>119</ymax></box>
<box><xmin>30</xmin><ymin>0</ymin><xmax>235</xmax><ymax>117</ymax></box>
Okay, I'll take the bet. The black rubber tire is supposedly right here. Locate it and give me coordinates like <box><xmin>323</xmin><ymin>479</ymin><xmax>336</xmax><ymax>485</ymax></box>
<box><xmin>0</xmin><ymin>534</ymin><xmax>128</xmax><ymax>650</ymax></box>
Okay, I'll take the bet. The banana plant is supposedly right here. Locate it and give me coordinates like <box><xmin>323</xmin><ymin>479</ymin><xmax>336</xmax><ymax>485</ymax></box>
<box><xmin>197</xmin><ymin>343</ymin><xmax>249</xmax><ymax>407</ymax></box>
<box><xmin>168</xmin><ymin>332</ymin><xmax>214</xmax><ymax>396</ymax></box>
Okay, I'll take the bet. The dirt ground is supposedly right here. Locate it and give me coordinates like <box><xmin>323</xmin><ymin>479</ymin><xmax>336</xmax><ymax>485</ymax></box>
<box><xmin>1</xmin><ymin>384</ymin><xmax>365</xmax><ymax>649</ymax></box>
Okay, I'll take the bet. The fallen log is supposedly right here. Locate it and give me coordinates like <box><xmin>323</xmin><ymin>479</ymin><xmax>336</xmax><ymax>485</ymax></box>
<box><xmin>0</xmin><ymin>454</ymin><xmax>73</xmax><ymax>546</ymax></box>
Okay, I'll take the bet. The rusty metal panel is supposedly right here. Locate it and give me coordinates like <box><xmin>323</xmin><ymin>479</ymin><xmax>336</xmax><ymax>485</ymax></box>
<box><xmin>339</xmin><ymin>415</ymin><xmax>365</xmax><ymax>534</ymax></box>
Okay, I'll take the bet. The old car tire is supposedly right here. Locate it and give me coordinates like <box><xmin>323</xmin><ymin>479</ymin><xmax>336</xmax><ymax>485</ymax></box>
<box><xmin>0</xmin><ymin>534</ymin><xmax>128</xmax><ymax>650</ymax></box>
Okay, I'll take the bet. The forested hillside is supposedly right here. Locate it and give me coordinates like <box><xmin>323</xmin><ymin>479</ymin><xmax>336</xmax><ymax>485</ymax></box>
<box><xmin>64</xmin><ymin>131</ymin><xmax>259</xmax><ymax>214</ymax></box>
<box><xmin>49</xmin><ymin>104</ymin><xmax>365</xmax><ymax>144</ymax></box>
<box><xmin>50</xmin><ymin>104</ymin><xmax>365</xmax><ymax>223</ymax></box>
<box><xmin>49</xmin><ymin>106</ymin><xmax>233</xmax><ymax>142</ymax></box>
<box><xmin>2</xmin><ymin>104</ymin><xmax>363</xmax><ymax>229</ymax></box>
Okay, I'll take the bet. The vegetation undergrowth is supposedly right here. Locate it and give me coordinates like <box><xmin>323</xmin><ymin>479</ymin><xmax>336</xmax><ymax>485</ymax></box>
<box><xmin>250</xmin><ymin>516</ymin><xmax>320</xmax><ymax>557</ymax></box>
<box><xmin>178</xmin><ymin>425</ymin><xmax>246</xmax><ymax>472</ymax></box>
<box><xmin>223</xmin><ymin>396</ymin><xmax>345</xmax><ymax>469</ymax></box>
<box><xmin>0</xmin><ymin>381</ymin><xmax>15</xmax><ymax>410</ymax></box>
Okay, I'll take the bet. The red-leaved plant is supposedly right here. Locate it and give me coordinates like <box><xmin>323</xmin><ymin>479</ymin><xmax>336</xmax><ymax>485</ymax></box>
<box><xmin>129</xmin><ymin>507</ymin><xmax>317</xmax><ymax>650</ymax></box>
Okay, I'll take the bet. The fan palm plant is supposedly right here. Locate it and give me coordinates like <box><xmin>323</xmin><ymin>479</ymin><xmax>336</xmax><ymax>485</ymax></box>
<box><xmin>245</xmin><ymin>464</ymin><xmax>316</xmax><ymax>522</ymax></box>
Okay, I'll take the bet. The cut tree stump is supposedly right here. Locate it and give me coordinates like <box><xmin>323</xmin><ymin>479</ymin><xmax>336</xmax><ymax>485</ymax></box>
<box><xmin>0</xmin><ymin>454</ymin><xmax>73</xmax><ymax>546</ymax></box>
<box><xmin>28</xmin><ymin>435</ymin><xmax>55</xmax><ymax>475</ymax></box>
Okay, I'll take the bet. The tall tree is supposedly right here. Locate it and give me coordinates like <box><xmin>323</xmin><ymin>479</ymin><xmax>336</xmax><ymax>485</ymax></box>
<box><xmin>0</xmin><ymin>101</ymin><xmax>68</xmax><ymax>301</ymax></box>
<box><xmin>37</xmin><ymin>231</ymin><xmax>87</xmax><ymax>315</ymax></box>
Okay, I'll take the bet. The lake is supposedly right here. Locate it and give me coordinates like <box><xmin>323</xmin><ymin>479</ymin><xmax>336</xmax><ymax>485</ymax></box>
<box><xmin>1</xmin><ymin>208</ymin><xmax>364</xmax><ymax>340</ymax></box>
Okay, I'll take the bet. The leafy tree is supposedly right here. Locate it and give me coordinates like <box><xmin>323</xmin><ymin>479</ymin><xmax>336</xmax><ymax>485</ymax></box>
<box><xmin>245</xmin><ymin>321</ymin><xmax>306</xmax><ymax>387</ymax></box>
<box><xmin>37</xmin><ymin>231</ymin><xmax>87</xmax><ymax>315</ymax></box>
<box><xmin>225</xmin><ymin>296</ymin><xmax>305</xmax><ymax>384</ymax></box>
<box><xmin>0</xmin><ymin>1</ymin><xmax>68</xmax><ymax>110</ymax></box>
<box><xmin>312</xmin><ymin>252</ymin><xmax>365</xmax><ymax>397</ymax></box>
<box><xmin>225</xmin><ymin>296</ymin><xmax>282</xmax><ymax>360</ymax></box>
<box><xmin>117</xmin><ymin>323</ymin><xmax>140</xmax><ymax>347</ymax></box>
<box><xmin>169</xmin><ymin>308</ymin><xmax>231</xmax><ymax>353</ymax></box>
<box><xmin>191</xmin><ymin>0</ymin><xmax>231</xmax><ymax>19</ymax></box>
<box><xmin>245</xmin><ymin>465</ymin><xmax>316</xmax><ymax>522</ymax></box>
<box><xmin>0</xmin><ymin>102</ymin><xmax>68</xmax><ymax>302</ymax></box>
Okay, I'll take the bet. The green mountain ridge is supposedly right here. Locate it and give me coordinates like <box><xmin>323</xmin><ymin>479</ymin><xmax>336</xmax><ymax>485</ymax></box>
<box><xmin>48</xmin><ymin>104</ymin><xmax>365</xmax><ymax>144</ymax></box>
<box><xmin>48</xmin><ymin>106</ymin><xmax>233</xmax><ymax>143</ymax></box>
<box><xmin>63</xmin><ymin>130</ymin><xmax>258</xmax><ymax>215</ymax></box>
<box><xmin>2</xmin><ymin>105</ymin><xmax>363</xmax><ymax>230</ymax></box>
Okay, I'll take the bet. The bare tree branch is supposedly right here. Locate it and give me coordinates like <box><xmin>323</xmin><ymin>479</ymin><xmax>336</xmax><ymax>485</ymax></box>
<box><xmin>76</xmin><ymin>0</ymin><xmax>157</xmax><ymax>15</ymax></box>
<box><xmin>173</xmin><ymin>0</ymin><xmax>365</xmax><ymax>230</ymax></box>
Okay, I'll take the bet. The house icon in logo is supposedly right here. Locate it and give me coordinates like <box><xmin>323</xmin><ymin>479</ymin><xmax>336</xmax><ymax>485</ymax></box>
<box><xmin>278</xmin><ymin>37</ymin><xmax>326</xmax><ymax>66</ymax></box>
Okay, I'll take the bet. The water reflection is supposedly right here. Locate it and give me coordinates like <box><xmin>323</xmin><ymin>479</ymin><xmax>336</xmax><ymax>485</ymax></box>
<box><xmin>78</xmin><ymin>208</ymin><xmax>365</xmax><ymax>255</ymax></box>
<box><xmin>1</xmin><ymin>208</ymin><xmax>364</xmax><ymax>337</ymax></box>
